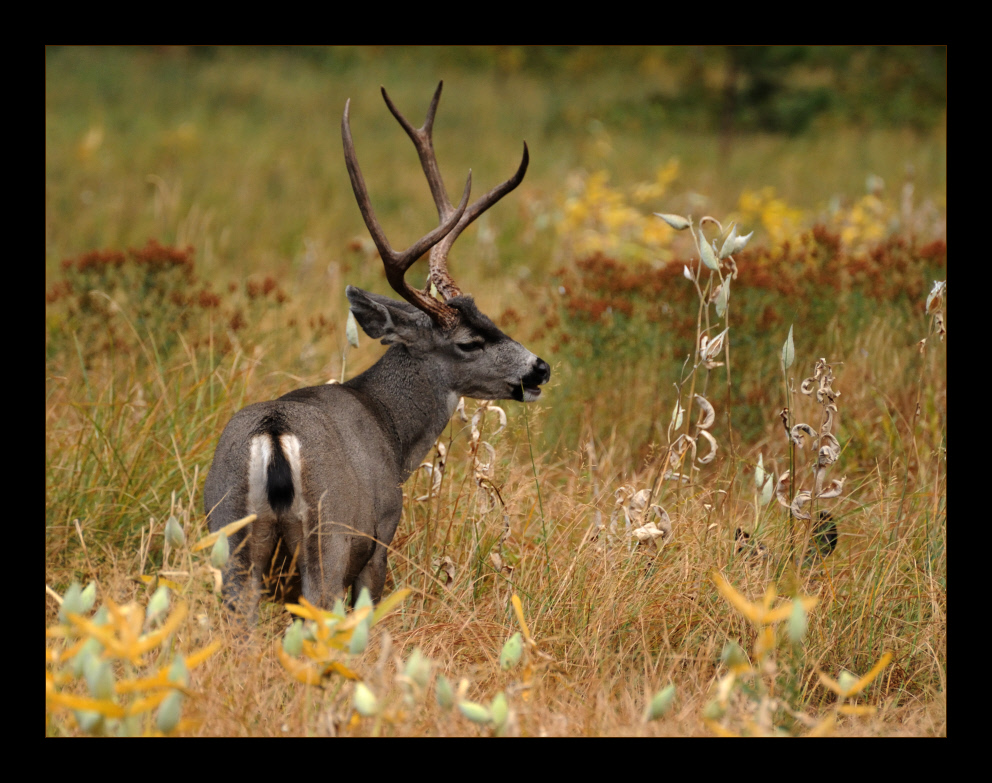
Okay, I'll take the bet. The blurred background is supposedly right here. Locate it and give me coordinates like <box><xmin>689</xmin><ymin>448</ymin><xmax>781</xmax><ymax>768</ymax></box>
<box><xmin>46</xmin><ymin>45</ymin><xmax>946</xmax><ymax>452</ymax></box>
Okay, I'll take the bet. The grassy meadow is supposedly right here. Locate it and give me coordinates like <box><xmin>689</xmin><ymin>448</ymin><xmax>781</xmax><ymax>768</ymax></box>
<box><xmin>46</xmin><ymin>46</ymin><xmax>946</xmax><ymax>736</ymax></box>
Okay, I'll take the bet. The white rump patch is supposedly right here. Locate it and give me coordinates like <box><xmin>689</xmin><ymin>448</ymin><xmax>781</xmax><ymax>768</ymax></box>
<box><xmin>247</xmin><ymin>433</ymin><xmax>308</xmax><ymax>520</ymax></box>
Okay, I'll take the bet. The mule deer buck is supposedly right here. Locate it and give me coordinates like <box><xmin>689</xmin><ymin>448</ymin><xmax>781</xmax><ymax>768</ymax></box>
<box><xmin>204</xmin><ymin>82</ymin><xmax>550</xmax><ymax>622</ymax></box>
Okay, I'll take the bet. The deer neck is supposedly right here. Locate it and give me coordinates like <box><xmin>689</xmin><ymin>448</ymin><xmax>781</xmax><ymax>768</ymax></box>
<box><xmin>344</xmin><ymin>345</ymin><xmax>456</xmax><ymax>481</ymax></box>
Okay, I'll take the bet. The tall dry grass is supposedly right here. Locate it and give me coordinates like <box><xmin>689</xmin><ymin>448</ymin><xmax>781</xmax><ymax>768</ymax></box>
<box><xmin>46</xmin><ymin>47</ymin><xmax>945</xmax><ymax>736</ymax></box>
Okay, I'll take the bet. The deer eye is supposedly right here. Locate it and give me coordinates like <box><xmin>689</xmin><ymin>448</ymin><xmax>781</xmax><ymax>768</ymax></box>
<box><xmin>456</xmin><ymin>341</ymin><xmax>484</xmax><ymax>353</ymax></box>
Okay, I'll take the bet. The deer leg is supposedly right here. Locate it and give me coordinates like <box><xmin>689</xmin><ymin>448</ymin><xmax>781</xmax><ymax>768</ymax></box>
<box><xmin>219</xmin><ymin>524</ymin><xmax>271</xmax><ymax>626</ymax></box>
<box><xmin>352</xmin><ymin>543</ymin><xmax>389</xmax><ymax>604</ymax></box>
<box><xmin>352</xmin><ymin>497</ymin><xmax>402</xmax><ymax>604</ymax></box>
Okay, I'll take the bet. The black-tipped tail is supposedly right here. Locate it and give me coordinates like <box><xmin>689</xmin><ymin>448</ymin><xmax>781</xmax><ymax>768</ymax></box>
<box><xmin>263</xmin><ymin>423</ymin><xmax>295</xmax><ymax>514</ymax></box>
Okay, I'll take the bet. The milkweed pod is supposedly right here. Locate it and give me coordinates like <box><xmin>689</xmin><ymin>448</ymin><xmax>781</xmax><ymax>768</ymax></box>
<box><xmin>926</xmin><ymin>280</ymin><xmax>946</xmax><ymax>314</ymax></box>
<box><xmin>788</xmin><ymin>596</ymin><xmax>808</xmax><ymax>644</ymax></box>
<box><xmin>146</xmin><ymin>585</ymin><xmax>170</xmax><ymax>625</ymax></box>
<box><xmin>655</xmin><ymin>212</ymin><xmax>690</xmax><ymax>231</ymax></box>
<box><xmin>70</xmin><ymin>637</ymin><xmax>103</xmax><ymax>678</ymax></box>
<box><xmin>404</xmin><ymin>648</ymin><xmax>432</xmax><ymax>689</ymax></box>
<box><xmin>211</xmin><ymin>530</ymin><xmax>230</xmax><ymax>569</ymax></box>
<box><xmin>490</xmin><ymin>691</ymin><xmax>509</xmax><ymax>729</ymax></box>
<box><xmin>500</xmin><ymin>632</ymin><xmax>524</xmax><ymax>671</ymax></box>
<box><xmin>733</xmin><ymin>231</ymin><xmax>753</xmax><ymax>253</ymax></box>
<box><xmin>782</xmin><ymin>325</ymin><xmax>795</xmax><ymax>371</ymax></box>
<box><xmin>353</xmin><ymin>586</ymin><xmax>374</xmax><ymax>614</ymax></box>
<box><xmin>348</xmin><ymin>614</ymin><xmax>370</xmax><ymax>655</ymax></box>
<box><xmin>718</xmin><ymin>222</ymin><xmax>738</xmax><ymax>259</ymax></box>
<box><xmin>283</xmin><ymin>619</ymin><xmax>304</xmax><ymax>657</ymax></box>
<box><xmin>700</xmin><ymin>236</ymin><xmax>720</xmax><ymax>271</ymax></box>
<box><xmin>353</xmin><ymin>682</ymin><xmax>379</xmax><ymax>717</ymax></box>
<box><xmin>165</xmin><ymin>515</ymin><xmax>185</xmax><ymax>548</ymax></box>
<box><xmin>80</xmin><ymin>581</ymin><xmax>97</xmax><ymax>613</ymax></box>
<box><xmin>436</xmin><ymin>675</ymin><xmax>455</xmax><ymax>710</ymax></box>
<box><xmin>168</xmin><ymin>655</ymin><xmax>190</xmax><ymax>688</ymax></box>
<box><xmin>83</xmin><ymin>655</ymin><xmax>115</xmax><ymax>701</ymax></box>
<box><xmin>458</xmin><ymin>700</ymin><xmax>492</xmax><ymax>724</ymax></box>
<box><xmin>156</xmin><ymin>689</ymin><xmax>184</xmax><ymax>734</ymax></box>
<box><xmin>58</xmin><ymin>581</ymin><xmax>85</xmax><ymax>623</ymax></box>
<box><xmin>346</xmin><ymin>309</ymin><xmax>360</xmax><ymax>348</ymax></box>
<box><xmin>646</xmin><ymin>684</ymin><xmax>676</xmax><ymax>721</ymax></box>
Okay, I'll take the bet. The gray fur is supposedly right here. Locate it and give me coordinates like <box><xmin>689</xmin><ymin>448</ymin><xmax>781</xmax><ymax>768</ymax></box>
<box><xmin>204</xmin><ymin>286</ymin><xmax>550</xmax><ymax>622</ymax></box>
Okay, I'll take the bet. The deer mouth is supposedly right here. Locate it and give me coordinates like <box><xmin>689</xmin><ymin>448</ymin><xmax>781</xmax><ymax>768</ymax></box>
<box><xmin>512</xmin><ymin>358</ymin><xmax>551</xmax><ymax>402</ymax></box>
<box><xmin>521</xmin><ymin>385</ymin><xmax>543</xmax><ymax>402</ymax></box>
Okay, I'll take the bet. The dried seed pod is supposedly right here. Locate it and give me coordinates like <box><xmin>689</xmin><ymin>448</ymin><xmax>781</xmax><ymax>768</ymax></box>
<box><xmin>789</xmin><ymin>423</ymin><xmax>817</xmax><ymax>449</ymax></box>
<box><xmin>697</xmin><ymin>430</ymin><xmax>718</xmax><ymax>464</ymax></box>
<box><xmin>694</xmin><ymin>394</ymin><xmax>715</xmax><ymax>431</ymax></box>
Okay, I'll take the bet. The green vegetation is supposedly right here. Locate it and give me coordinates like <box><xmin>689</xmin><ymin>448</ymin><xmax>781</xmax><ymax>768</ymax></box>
<box><xmin>46</xmin><ymin>46</ymin><xmax>945</xmax><ymax>736</ymax></box>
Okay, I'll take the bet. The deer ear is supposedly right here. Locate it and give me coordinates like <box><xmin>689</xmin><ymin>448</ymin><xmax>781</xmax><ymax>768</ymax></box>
<box><xmin>346</xmin><ymin>286</ymin><xmax>428</xmax><ymax>346</ymax></box>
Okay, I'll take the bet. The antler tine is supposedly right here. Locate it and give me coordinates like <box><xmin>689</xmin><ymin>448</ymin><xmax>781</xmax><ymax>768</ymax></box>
<box><xmin>342</xmin><ymin>96</ymin><xmax>471</xmax><ymax>326</ymax></box>
<box><xmin>429</xmin><ymin>142</ymin><xmax>529</xmax><ymax>299</ymax></box>
<box><xmin>382</xmin><ymin>81</ymin><xmax>530</xmax><ymax>302</ymax></box>
<box><xmin>381</xmin><ymin>82</ymin><xmax>460</xmax><ymax>227</ymax></box>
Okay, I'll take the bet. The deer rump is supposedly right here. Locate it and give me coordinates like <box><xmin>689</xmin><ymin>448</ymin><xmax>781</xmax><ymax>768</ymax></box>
<box><xmin>205</xmin><ymin>382</ymin><xmax>403</xmax><ymax>611</ymax></box>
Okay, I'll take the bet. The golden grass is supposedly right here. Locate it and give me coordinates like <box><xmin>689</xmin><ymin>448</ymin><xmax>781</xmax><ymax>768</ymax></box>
<box><xmin>46</xmin><ymin>47</ymin><xmax>945</xmax><ymax>736</ymax></box>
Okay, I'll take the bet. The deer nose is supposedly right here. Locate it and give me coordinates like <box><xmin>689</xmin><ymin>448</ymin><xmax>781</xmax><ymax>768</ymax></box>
<box><xmin>533</xmin><ymin>357</ymin><xmax>551</xmax><ymax>385</ymax></box>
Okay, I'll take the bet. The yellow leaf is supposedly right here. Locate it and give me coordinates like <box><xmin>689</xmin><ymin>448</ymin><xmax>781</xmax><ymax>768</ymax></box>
<box><xmin>754</xmin><ymin>625</ymin><xmax>776</xmax><ymax>660</ymax></box>
<box><xmin>335</xmin><ymin>605</ymin><xmax>372</xmax><ymax>632</ymax></box>
<box><xmin>192</xmin><ymin>514</ymin><xmax>255</xmax><ymax>552</ymax></box>
<box><xmin>847</xmin><ymin>652</ymin><xmax>893</xmax><ymax>697</ymax></box>
<box><xmin>46</xmin><ymin>691</ymin><xmax>126</xmax><ymax>718</ymax></box>
<box><xmin>284</xmin><ymin>601</ymin><xmax>323</xmax><ymax>622</ymax></box>
<box><xmin>371</xmin><ymin>587</ymin><xmax>412</xmax><ymax>625</ymax></box>
<box><xmin>837</xmin><ymin>704</ymin><xmax>877</xmax><ymax>716</ymax></box>
<box><xmin>322</xmin><ymin>661</ymin><xmax>361</xmax><ymax>680</ymax></box>
<box><xmin>133</xmin><ymin>602</ymin><xmax>188</xmax><ymax>658</ymax></box>
<box><xmin>763</xmin><ymin>595</ymin><xmax>818</xmax><ymax>624</ymax></box>
<box><xmin>124</xmin><ymin>691</ymin><xmax>170</xmax><ymax>716</ymax></box>
<box><xmin>185</xmin><ymin>640</ymin><xmax>223</xmax><ymax>669</ymax></box>
<box><xmin>136</xmin><ymin>575</ymin><xmax>183</xmax><ymax>591</ymax></box>
<box><xmin>511</xmin><ymin>594</ymin><xmax>534</xmax><ymax>646</ymax></box>
<box><xmin>713</xmin><ymin>573</ymin><xmax>761</xmax><ymax>623</ymax></box>
<box><xmin>704</xmin><ymin>719</ymin><xmax>739</xmax><ymax>737</ymax></box>
<box><xmin>65</xmin><ymin>613</ymin><xmax>130</xmax><ymax>660</ymax></box>
<box><xmin>276</xmin><ymin>644</ymin><xmax>323</xmax><ymax>685</ymax></box>
<box><xmin>116</xmin><ymin>671</ymin><xmax>171</xmax><ymax>694</ymax></box>
<box><xmin>817</xmin><ymin>671</ymin><xmax>845</xmax><ymax>696</ymax></box>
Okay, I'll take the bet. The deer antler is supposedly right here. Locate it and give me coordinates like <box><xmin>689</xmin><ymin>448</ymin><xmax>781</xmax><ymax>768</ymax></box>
<box><xmin>342</xmin><ymin>95</ymin><xmax>471</xmax><ymax>327</ymax></box>
<box><xmin>343</xmin><ymin>82</ymin><xmax>529</xmax><ymax>327</ymax></box>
